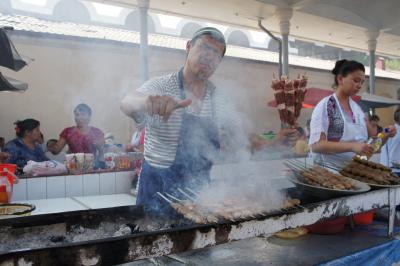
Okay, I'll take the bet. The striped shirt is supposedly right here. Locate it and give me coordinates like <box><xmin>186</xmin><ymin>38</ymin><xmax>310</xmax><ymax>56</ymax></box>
<box><xmin>136</xmin><ymin>71</ymin><xmax>243</xmax><ymax>168</ymax></box>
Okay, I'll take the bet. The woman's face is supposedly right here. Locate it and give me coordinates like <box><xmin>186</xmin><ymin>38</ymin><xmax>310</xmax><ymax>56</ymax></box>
<box><xmin>74</xmin><ymin>110</ymin><xmax>91</xmax><ymax>127</ymax></box>
<box><xmin>338</xmin><ymin>70</ymin><xmax>365</xmax><ymax>96</ymax></box>
<box><xmin>25</xmin><ymin>126</ymin><xmax>42</xmax><ymax>142</ymax></box>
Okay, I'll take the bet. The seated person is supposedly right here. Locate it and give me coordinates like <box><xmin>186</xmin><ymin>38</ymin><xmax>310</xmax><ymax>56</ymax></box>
<box><xmin>45</xmin><ymin>139</ymin><xmax>66</xmax><ymax>163</ymax></box>
<box><xmin>0</xmin><ymin>152</ymin><xmax>9</xmax><ymax>163</ymax></box>
<box><xmin>4</xmin><ymin>119</ymin><xmax>48</xmax><ymax>169</ymax></box>
<box><xmin>0</xmin><ymin>137</ymin><xmax>5</xmax><ymax>151</ymax></box>
<box><xmin>48</xmin><ymin>103</ymin><xmax>104</xmax><ymax>161</ymax></box>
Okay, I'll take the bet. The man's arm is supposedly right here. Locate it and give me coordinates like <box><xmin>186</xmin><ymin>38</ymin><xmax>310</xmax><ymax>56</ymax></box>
<box><xmin>121</xmin><ymin>91</ymin><xmax>191</xmax><ymax>123</ymax></box>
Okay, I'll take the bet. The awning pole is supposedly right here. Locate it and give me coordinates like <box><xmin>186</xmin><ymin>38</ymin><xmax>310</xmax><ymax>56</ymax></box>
<box><xmin>366</xmin><ymin>29</ymin><xmax>379</xmax><ymax>95</ymax></box>
<box><xmin>138</xmin><ymin>0</ymin><xmax>149</xmax><ymax>84</ymax></box>
<box><xmin>258</xmin><ymin>20</ymin><xmax>282</xmax><ymax>77</ymax></box>
<box><xmin>276</xmin><ymin>7</ymin><xmax>293</xmax><ymax>77</ymax></box>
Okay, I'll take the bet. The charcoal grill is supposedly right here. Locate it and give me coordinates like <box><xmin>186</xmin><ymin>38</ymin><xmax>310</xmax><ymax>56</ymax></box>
<box><xmin>0</xmin><ymin>187</ymin><xmax>397</xmax><ymax>266</ymax></box>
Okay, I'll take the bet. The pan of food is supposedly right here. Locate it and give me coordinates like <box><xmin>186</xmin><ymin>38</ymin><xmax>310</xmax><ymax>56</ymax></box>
<box><xmin>285</xmin><ymin>160</ymin><xmax>370</xmax><ymax>199</ymax></box>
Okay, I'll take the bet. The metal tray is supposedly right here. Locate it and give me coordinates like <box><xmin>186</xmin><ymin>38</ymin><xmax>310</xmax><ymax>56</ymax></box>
<box><xmin>287</xmin><ymin>173</ymin><xmax>371</xmax><ymax>200</ymax></box>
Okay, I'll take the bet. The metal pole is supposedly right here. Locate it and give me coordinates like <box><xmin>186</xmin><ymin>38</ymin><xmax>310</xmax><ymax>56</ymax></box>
<box><xmin>258</xmin><ymin>20</ymin><xmax>282</xmax><ymax>77</ymax></box>
<box><xmin>138</xmin><ymin>0</ymin><xmax>149</xmax><ymax>84</ymax></box>
<box><xmin>276</xmin><ymin>7</ymin><xmax>292</xmax><ymax>78</ymax></box>
<box><xmin>282</xmin><ymin>34</ymin><xmax>289</xmax><ymax>76</ymax></box>
<box><xmin>369</xmin><ymin>49</ymin><xmax>376</xmax><ymax>94</ymax></box>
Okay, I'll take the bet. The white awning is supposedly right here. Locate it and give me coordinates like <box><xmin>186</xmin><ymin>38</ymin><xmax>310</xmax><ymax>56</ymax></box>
<box><xmin>87</xmin><ymin>0</ymin><xmax>400</xmax><ymax>57</ymax></box>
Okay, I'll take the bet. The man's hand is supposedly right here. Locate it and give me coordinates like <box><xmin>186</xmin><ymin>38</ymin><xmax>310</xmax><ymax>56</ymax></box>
<box><xmin>277</xmin><ymin>128</ymin><xmax>300</xmax><ymax>147</ymax></box>
<box><xmin>0</xmin><ymin>152</ymin><xmax>10</xmax><ymax>163</ymax></box>
<box><xmin>145</xmin><ymin>95</ymin><xmax>192</xmax><ymax>121</ymax></box>
<box><xmin>384</xmin><ymin>125</ymin><xmax>397</xmax><ymax>138</ymax></box>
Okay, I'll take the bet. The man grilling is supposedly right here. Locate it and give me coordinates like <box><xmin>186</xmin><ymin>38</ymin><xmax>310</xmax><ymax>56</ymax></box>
<box><xmin>121</xmin><ymin>27</ymin><xmax>297</xmax><ymax>215</ymax></box>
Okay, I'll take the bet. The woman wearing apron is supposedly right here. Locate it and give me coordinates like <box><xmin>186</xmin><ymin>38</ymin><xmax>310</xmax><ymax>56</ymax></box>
<box><xmin>309</xmin><ymin>60</ymin><xmax>396</xmax><ymax>162</ymax></box>
<box><xmin>308</xmin><ymin>59</ymin><xmax>397</xmax><ymax>230</ymax></box>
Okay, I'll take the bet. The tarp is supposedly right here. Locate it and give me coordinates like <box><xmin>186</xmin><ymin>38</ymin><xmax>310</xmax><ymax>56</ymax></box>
<box><xmin>319</xmin><ymin>239</ymin><xmax>400</xmax><ymax>266</ymax></box>
<box><xmin>359</xmin><ymin>92</ymin><xmax>400</xmax><ymax>111</ymax></box>
<box><xmin>0</xmin><ymin>28</ymin><xmax>26</xmax><ymax>71</ymax></box>
<box><xmin>0</xmin><ymin>72</ymin><xmax>28</xmax><ymax>92</ymax></box>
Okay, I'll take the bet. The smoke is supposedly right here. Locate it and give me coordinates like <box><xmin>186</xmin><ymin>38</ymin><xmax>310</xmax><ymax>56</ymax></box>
<box><xmin>184</xmin><ymin>83</ymin><xmax>289</xmax><ymax>212</ymax></box>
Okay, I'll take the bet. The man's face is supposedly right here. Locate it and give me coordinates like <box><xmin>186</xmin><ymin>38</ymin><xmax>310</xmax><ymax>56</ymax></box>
<box><xmin>186</xmin><ymin>35</ymin><xmax>225</xmax><ymax>80</ymax></box>
<box><xmin>370</xmin><ymin>120</ymin><xmax>379</xmax><ymax>128</ymax></box>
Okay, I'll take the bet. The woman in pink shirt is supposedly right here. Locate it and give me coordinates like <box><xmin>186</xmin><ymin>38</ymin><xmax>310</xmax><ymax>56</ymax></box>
<box><xmin>48</xmin><ymin>104</ymin><xmax>104</xmax><ymax>159</ymax></box>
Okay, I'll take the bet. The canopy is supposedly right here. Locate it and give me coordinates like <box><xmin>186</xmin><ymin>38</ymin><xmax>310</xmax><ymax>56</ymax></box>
<box><xmin>88</xmin><ymin>0</ymin><xmax>400</xmax><ymax>57</ymax></box>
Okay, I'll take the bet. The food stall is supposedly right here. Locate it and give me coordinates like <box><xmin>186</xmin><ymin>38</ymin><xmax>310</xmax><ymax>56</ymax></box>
<box><xmin>2</xmin><ymin>0</ymin><xmax>400</xmax><ymax>265</ymax></box>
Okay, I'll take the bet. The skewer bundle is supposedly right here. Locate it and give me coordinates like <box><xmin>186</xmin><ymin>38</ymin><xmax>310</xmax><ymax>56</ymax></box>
<box><xmin>285</xmin><ymin>160</ymin><xmax>356</xmax><ymax>190</ymax></box>
<box><xmin>340</xmin><ymin>157</ymin><xmax>400</xmax><ymax>185</ymax></box>
<box><xmin>271</xmin><ymin>74</ymin><xmax>308</xmax><ymax>127</ymax></box>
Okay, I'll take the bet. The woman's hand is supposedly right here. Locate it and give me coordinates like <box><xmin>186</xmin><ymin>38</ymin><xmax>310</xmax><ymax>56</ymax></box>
<box><xmin>351</xmin><ymin>142</ymin><xmax>374</xmax><ymax>157</ymax></box>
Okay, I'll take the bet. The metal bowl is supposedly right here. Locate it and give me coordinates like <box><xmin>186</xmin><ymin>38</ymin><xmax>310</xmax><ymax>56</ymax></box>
<box><xmin>0</xmin><ymin>203</ymin><xmax>35</xmax><ymax>219</ymax></box>
<box><xmin>287</xmin><ymin>173</ymin><xmax>371</xmax><ymax>200</ymax></box>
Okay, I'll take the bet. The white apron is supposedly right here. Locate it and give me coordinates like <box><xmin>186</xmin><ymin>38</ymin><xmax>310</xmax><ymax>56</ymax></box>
<box><xmin>314</xmin><ymin>94</ymin><xmax>368</xmax><ymax>164</ymax></box>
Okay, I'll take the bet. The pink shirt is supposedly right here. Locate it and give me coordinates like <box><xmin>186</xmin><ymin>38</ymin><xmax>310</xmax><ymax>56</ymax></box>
<box><xmin>60</xmin><ymin>126</ymin><xmax>104</xmax><ymax>154</ymax></box>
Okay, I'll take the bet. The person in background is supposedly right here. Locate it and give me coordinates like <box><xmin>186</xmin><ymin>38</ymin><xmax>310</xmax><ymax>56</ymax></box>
<box><xmin>4</xmin><ymin>119</ymin><xmax>48</xmax><ymax>169</ymax></box>
<box><xmin>0</xmin><ymin>137</ymin><xmax>5</xmax><ymax>152</ymax></box>
<box><xmin>125</xmin><ymin>128</ymin><xmax>146</xmax><ymax>195</ymax></box>
<box><xmin>48</xmin><ymin>103</ymin><xmax>105</xmax><ymax>165</ymax></box>
<box><xmin>381</xmin><ymin>109</ymin><xmax>400</xmax><ymax>170</ymax></box>
<box><xmin>369</xmin><ymin>114</ymin><xmax>383</xmax><ymax>134</ymax></box>
<box><xmin>126</xmin><ymin>128</ymin><xmax>145</xmax><ymax>153</ymax></box>
<box><xmin>0</xmin><ymin>137</ymin><xmax>8</xmax><ymax>163</ymax></box>
<box><xmin>45</xmin><ymin>139</ymin><xmax>66</xmax><ymax>163</ymax></box>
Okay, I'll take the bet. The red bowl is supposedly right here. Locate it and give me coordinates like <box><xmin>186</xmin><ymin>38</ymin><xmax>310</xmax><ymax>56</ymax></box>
<box><xmin>352</xmin><ymin>210</ymin><xmax>375</xmax><ymax>225</ymax></box>
<box><xmin>305</xmin><ymin>217</ymin><xmax>347</xmax><ymax>234</ymax></box>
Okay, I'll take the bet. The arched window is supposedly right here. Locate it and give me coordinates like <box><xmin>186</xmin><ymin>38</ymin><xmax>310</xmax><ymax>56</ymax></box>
<box><xmin>0</xmin><ymin>0</ymin><xmax>12</xmax><ymax>14</ymax></box>
<box><xmin>227</xmin><ymin>30</ymin><xmax>249</xmax><ymax>47</ymax></box>
<box><xmin>124</xmin><ymin>10</ymin><xmax>155</xmax><ymax>33</ymax></box>
<box><xmin>180</xmin><ymin>22</ymin><xmax>202</xmax><ymax>38</ymax></box>
<box><xmin>53</xmin><ymin>0</ymin><xmax>91</xmax><ymax>24</ymax></box>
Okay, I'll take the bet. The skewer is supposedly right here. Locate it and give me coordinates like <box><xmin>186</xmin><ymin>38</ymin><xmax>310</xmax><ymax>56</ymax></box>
<box><xmin>177</xmin><ymin>188</ymin><xmax>196</xmax><ymax>201</ymax></box>
<box><xmin>156</xmin><ymin>192</ymin><xmax>172</xmax><ymax>203</ymax></box>
<box><xmin>165</xmin><ymin>192</ymin><xmax>183</xmax><ymax>202</ymax></box>
<box><xmin>185</xmin><ymin>187</ymin><xmax>200</xmax><ymax>197</ymax></box>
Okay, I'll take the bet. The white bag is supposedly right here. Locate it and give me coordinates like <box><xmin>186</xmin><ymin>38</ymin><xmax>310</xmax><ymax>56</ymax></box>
<box><xmin>23</xmin><ymin>160</ymin><xmax>68</xmax><ymax>176</ymax></box>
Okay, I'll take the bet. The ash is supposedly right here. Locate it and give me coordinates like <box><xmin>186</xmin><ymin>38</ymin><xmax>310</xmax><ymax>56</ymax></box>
<box><xmin>0</xmin><ymin>216</ymin><xmax>169</xmax><ymax>253</ymax></box>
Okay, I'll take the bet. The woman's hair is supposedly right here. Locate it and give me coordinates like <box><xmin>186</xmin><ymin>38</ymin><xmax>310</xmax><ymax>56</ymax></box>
<box><xmin>14</xmin><ymin>119</ymin><xmax>40</xmax><ymax>138</ymax></box>
<box><xmin>394</xmin><ymin>108</ymin><xmax>400</xmax><ymax>124</ymax></box>
<box><xmin>74</xmin><ymin>103</ymin><xmax>92</xmax><ymax>116</ymax></box>
<box><xmin>331</xmin><ymin>59</ymin><xmax>365</xmax><ymax>87</ymax></box>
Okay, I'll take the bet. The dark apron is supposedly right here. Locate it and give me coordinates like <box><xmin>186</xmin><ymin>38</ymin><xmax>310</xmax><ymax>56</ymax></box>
<box><xmin>136</xmin><ymin>69</ymin><xmax>220</xmax><ymax>216</ymax></box>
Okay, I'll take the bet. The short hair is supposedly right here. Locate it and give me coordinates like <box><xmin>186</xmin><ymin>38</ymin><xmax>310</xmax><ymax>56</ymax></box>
<box><xmin>74</xmin><ymin>103</ymin><xmax>92</xmax><ymax>116</ymax></box>
<box><xmin>331</xmin><ymin>59</ymin><xmax>365</xmax><ymax>87</ymax></box>
<box><xmin>394</xmin><ymin>108</ymin><xmax>400</xmax><ymax>124</ymax></box>
<box><xmin>46</xmin><ymin>139</ymin><xmax>58</xmax><ymax>147</ymax></box>
<box><xmin>191</xmin><ymin>27</ymin><xmax>226</xmax><ymax>56</ymax></box>
<box><xmin>369</xmin><ymin>114</ymin><xmax>380</xmax><ymax>122</ymax></box>
<box><xmin>14</xmin><ymin>119</ymin><xmax>40</xmax><ymax>138</ymax></box>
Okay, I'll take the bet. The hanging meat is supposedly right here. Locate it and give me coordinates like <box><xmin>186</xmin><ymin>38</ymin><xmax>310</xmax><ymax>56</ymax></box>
<box><xmin>271</xmin><ymin>74</ymin><xmax>308</xmax><ymax>127</ymax></box>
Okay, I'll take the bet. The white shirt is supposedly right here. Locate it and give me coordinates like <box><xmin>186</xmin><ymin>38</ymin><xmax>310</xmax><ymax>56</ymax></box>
<box><xmin>380</xmin><ymin>124</ymin><xmax>400</xmax><ymax>168</ymax></box>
